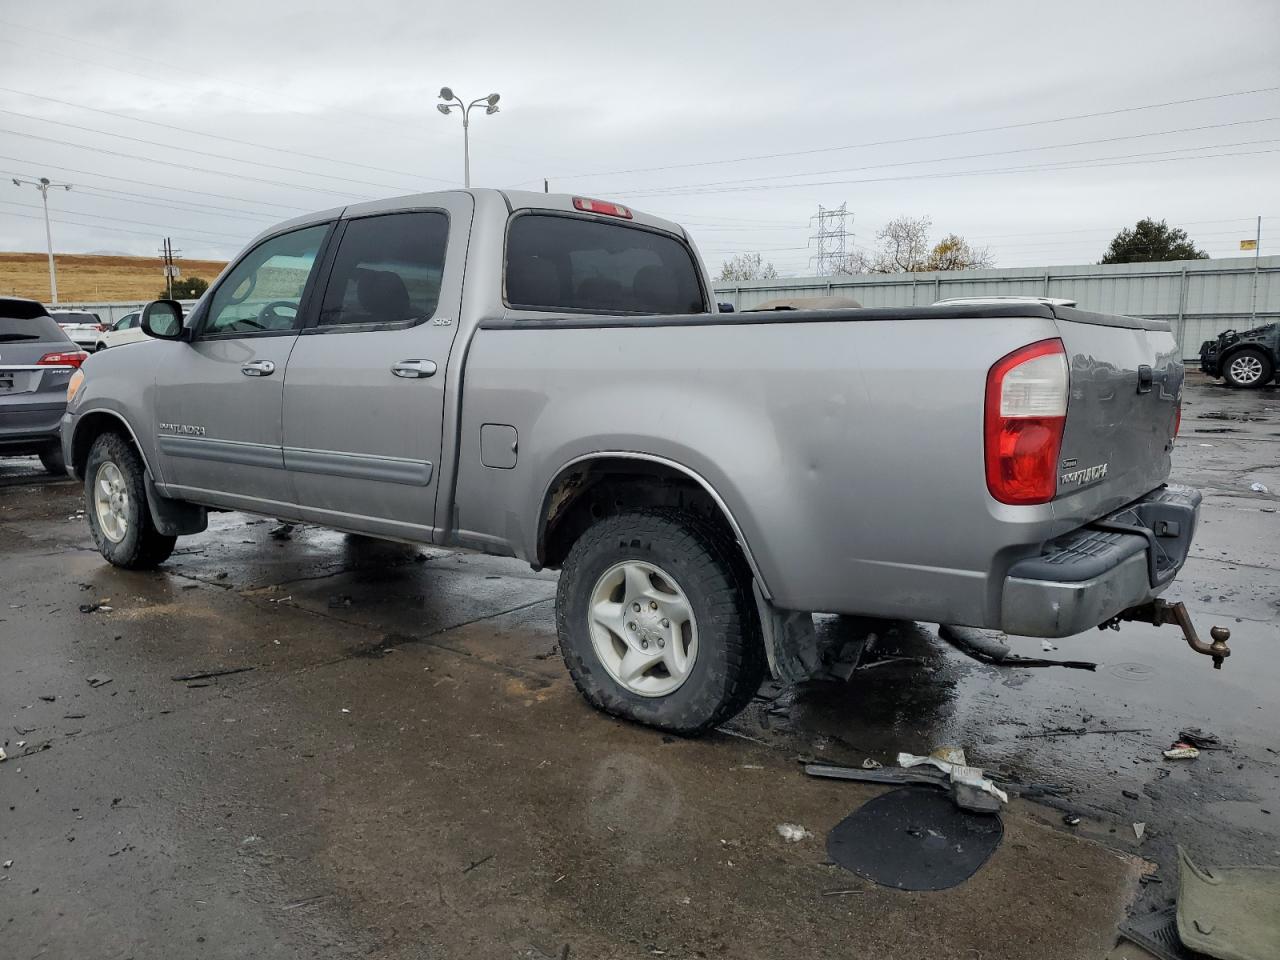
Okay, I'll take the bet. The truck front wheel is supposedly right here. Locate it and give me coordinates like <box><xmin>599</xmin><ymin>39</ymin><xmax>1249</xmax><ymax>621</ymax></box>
<box><xmin>1223</xmin><ymin>348</ymin><xmax>1273</xmax><ymax>388</ymax></box>
<box><xmin>556</xmin><ymin>509</ymin><xmax>766</xmax><ymax>735</ymax></box>
<box><xmin>85</xmin><ymin>432</ymin><xmax>177</xmax><ymax>569</ymax></box>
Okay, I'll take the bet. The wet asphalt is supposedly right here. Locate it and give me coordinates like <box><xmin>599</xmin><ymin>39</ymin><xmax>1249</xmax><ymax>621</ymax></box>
<box><xmin>1</xmin><ymin>372</ymin><xmax>1276</xmax><ymax>959</ymax></box>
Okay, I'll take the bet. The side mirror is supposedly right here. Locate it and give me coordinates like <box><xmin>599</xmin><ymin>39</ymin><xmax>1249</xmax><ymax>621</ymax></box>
<box><xmin>717</xmin><ymin>301</ymin><xmax>735</xmax><ymax>313</ymax></box>
<box><xmin>141</xmin><ymin>299</ymin><xmax>185</xmax><ymax>340</ymax></box>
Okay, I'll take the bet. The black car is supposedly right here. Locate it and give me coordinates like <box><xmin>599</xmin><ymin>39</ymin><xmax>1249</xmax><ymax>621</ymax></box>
<box><xmin>1199</xmin><ymin>322</ymin><xmax>1279</xmax><ymax>388</ymax></box>
<box><xmin>0</xmin><ymin>297</ymin><xmax>88</xmax><ymax>474</ymax></box>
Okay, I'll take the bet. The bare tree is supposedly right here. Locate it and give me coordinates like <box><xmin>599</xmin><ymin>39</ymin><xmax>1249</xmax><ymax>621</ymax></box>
<box><xmin>824</xmin><ymin>250</ymin><xmax>873</xmax><ymax>276</ymax></box>
<box><xmin>872</xmin><ymin>216</ymin><xmax>932</xmax><ymax>273</ymax></box>
<box><xmin>925</xmin><ymin>234</ymin><xmax>994</xmax><ymax>272</ymax></box>
<box><xmin>718</xmin><ymin>252</ymin><xmax>779</xmax><ymax>281</ymax></box>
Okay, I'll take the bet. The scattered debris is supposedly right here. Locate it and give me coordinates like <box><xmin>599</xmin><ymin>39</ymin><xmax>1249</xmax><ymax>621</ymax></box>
<box><xmin>938</xmin><ymin>625</ymin><xmax>1097</xmax><ymax>670</ymax></box>
<box><xmin>0</xmin><ymin>748</ymin><xmax>6</xmax><ymax>762</ymax></box>
<box><xmin>268</xmin><ymin>523</ymin><xmax>294</xmax><ymax>540</ymax></box>
<box><xmin>62</xmin><ymin>713</ymin><xmax>85</xmax><ymax>720</ymax></box>
<box><xmin>170</xmin><ymin>667</ymin><xmax>255</xmax><ymax>683</ymax></box>
<box><xmin>898</xmin><ymin>749</ymin><xmax>1009</xmax><ymax>805</ymax></box>
<box><xmin>860</xmin><ymin>758</ymin><xmax>882</xmax><ymax>770</ymax></box>
<box><xmin>1122</xmin><ymin>789</ymin><xmax>1141</xmax><ymax>800</ymax></box>
<box><xmin>1163</xmin><ymin>743</ymin><xmax>1201</xmax><ymax>761</ymax></box>
<box><xmin>1018</xmin><ymin>726</ymin><xmax>1150</xmax><ymax>740</ymax></box>
<box><xmin>1134</xmin><ymin>822</ymin><xmax>1147</xmax><ymax>841</ymax></box>
<box><xmin>1062</xmin><ymin>814</ymin><xmax>1081</xmax><ymax>826</ymax></box>
<box><xmin>37</xmin><ymin>695</ymin><xmax>55</xmax><ymax>702</ymax></box>
<box><xmin>340</xmin><ymin>708</ymin><xmax>350</xmax><ymax>714</ymax></box>
<box><xmin>807</xmin><ymin>761</ymin><xmax>1004</xmax><ymax>814</ymax></box>
<box><xmin>1178</xmin><ymin>727</ymin><xmax>1225</xmax><ymax>751</ymax></box>
<box><xmin>267</xmin><ymin>595</ymin><xmax>293</xmax><ymax>604</ymax></box>
<box><xmin>78</xmin><ymin>602</ymin><xmax>106</xmax><ymax>614</ymax></box>
<box><xmin>86</xmin><ymin>674</ymin><xmax>112</xmax><ymax>688</ymax></box>
<box><xmin>1250</xmin><ymin>482</ymin><xmax>1270</xmax><ymax>494</ymax></box>
<box><xmin>1041</xmin><ymin>640</ymin><xmax>1057</xmax><ymax>652</ymax></box>
<box><xmin>776</xmin><ymin>823</ymin><xmax>812</xmax><ymax>842</ymax></box>
<box><xmin>2</xmin><ymin>859</ymin><xmax>11</xmax><ymax>869</ymax></box>
<box><xmin>820</xmin><ymin>888</ymin><xmax>866</xmax><ymax>897</ymax></box>
<box><xmin>462</xmin><ymin>853</ymin><xmax>495</xmax><ymax>873</ymax></box>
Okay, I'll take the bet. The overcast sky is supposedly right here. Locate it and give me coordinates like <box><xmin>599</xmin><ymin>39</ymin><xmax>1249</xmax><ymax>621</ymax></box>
<box><xmin>1</xmin><ymin>0</ymin><xmax>1277</xmax><ymax>276</ymax></box>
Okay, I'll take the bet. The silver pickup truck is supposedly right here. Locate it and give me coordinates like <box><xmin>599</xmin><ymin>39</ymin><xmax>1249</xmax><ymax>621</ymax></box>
<box><xmin>61</xmin><ymin>189</ymin><xmax>1223</xmax><ymax>733</ymax></box>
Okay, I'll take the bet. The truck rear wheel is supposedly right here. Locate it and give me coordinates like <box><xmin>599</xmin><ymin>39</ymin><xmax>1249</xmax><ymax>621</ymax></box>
<box><xmin>1223</xmin><ymin>348</ymin><xmax>1273</xmax><ymax>388</ymax></box>
<box><xmin>85</xmin><ymin>432</ymin><xmax>177</xmax><ymax>569</ymax></box>
<box><xmin>556</xmin><ymin>509</ymin><xmax>766</xmax><ymax>735</ymax></box>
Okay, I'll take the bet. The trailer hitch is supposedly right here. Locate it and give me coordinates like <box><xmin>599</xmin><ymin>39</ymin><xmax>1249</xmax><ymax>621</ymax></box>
<box><xmin>1102</xmin><ymin>599</ymin><xmax>1231</xmax><ymax>669</ymax></box>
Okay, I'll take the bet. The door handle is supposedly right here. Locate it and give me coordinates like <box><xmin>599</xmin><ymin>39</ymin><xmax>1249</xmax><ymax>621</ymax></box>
<box><xmin>392</xmin><ymin>359</ymin><xmax>437</xmax><ymax>379</ymax></box>
<box><xmin>241</xmin><ymin>360</ymin><xmax>276</xmax><ymax>377</ymax></box>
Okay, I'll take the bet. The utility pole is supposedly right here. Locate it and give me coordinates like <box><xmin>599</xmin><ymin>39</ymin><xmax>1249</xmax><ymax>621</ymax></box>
<box><xmin>544</xmin><ymin>178</ymin><xmax>549</xmax><ymax>194</ymax></box>
<box><xmin>1250</xmin><ymin>215</ymin><xmax>1262</xmax><ymax>323</ymax></box>
<box><xmin>158</xmin><ymin>238</ymin><xmax>182</xmax><ymax>299</ymax></box>
<box><xmin>12</xmin><ymin>176</ymin><xmax>72</xmax><ymax>304</ymax></box>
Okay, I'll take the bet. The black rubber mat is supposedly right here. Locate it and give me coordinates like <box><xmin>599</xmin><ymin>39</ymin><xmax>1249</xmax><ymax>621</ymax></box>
<box><xmin>1118</xmin><ymin>906</ymin><xmax>1196</xmax><ymax>960</ymax></box>
<box><xmin>825</xmin><ymin>787</ymin><xmax>1003</xmax><ymax>891</ymax></box>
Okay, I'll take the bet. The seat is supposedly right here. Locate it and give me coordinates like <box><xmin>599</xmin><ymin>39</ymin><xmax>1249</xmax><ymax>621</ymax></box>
<box><xmin>356</xmin><ymin>269</ymin><xmax>412</xmax><ymax>323</ymax></box>
<box><xmin>507</xmin><ymin>255</ymin><xmax>562</xmax><ymax>307</ymax></box>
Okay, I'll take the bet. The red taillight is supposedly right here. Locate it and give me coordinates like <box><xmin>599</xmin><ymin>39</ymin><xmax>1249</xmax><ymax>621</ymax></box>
<box><xmin>1174</xmin><ymin>402</ymin><xmax>1182</xmax><ymax>438</ymax></box>
<box><xmin>984</xmin><ymin>338</ymin><xmax>1069</xmax><ymax>505</ymax></box>
<box><xmin>572</xmin><ymin>196</ymin><xmax>633</xmax><ymax>219</ymax></box>
<box><xmin>38</xmin><ymin>350</ymin><xmax>88</xmax><ymax>368</ymax></box>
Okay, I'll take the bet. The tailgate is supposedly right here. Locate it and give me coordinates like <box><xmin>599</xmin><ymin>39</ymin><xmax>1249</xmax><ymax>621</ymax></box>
<box><xmin>1051</xmin><ymin>306</ymin><xmax>1181</xmax><ymax>519</ymax></box>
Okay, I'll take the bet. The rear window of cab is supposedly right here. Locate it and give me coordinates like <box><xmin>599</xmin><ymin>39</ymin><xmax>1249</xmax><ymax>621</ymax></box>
<box><xmin>505</xmin><ymin>213</ymin><xmax>706</xmax><ymax>316</ymax></box>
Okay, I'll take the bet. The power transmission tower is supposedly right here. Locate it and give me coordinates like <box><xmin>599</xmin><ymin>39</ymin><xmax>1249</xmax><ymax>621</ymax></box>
<box><xmin>809</xmin><ymin>203</ymin><xmax>852</xmax><ymax>276</ymax></box>
<box><xmin>159</xmin><ymin>237</ymin><xmax>182</xmax><ymax>298</ymax></box>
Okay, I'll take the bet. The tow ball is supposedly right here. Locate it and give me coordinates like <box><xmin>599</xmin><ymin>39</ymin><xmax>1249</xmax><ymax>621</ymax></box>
<box><xmin>1101</xmin><ymin>599</ymin><xmax>1232</xmax><ymax>669</ymax></box>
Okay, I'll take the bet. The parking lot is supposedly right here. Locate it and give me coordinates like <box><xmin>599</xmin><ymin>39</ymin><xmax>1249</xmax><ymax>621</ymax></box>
<box><xmin>2</xmin><ymin>372</ymin><xmax>1277</xmax><ymax>960</ymax></box>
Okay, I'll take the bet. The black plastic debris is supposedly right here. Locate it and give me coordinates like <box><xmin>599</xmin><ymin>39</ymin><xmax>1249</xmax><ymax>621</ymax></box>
<box><xmin>170</xmin><ymin>667</ymin><xmax>254</xmax><ymax>683</ymax></box>
<box><xmin>1119</xmin><ymin>906</ymin><xmax>1195</xmax><ymax>960</ymax></box>
<box><xmin>825</xmin><ymin>787</ymin><xmax>1004</xmax><ymax>891</ymax></box>
<box><xmin>86</xmin><ymin>674</ymin><xmax>112</xmax><ymax>688</ymax></box>
<box><xmin>1178</xmin><ymin>727</ymin><xmax>1226</xmax><ymax>751</ymax></box>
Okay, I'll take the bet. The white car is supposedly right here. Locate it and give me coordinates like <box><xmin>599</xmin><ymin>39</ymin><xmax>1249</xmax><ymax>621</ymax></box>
<box><xmin>94</xmin><ymin>311</ymin><xmax>147</xmax><ymax>351</ymax></box>
<box><xmin>49</xmin><ymin>310</ymin><xmax>108</xmax><ymax>351</ymax></box>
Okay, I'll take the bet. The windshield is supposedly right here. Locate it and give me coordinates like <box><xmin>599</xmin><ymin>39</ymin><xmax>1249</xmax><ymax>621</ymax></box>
<box><xmin>51</xmin><ymin>312</ymin><xmax>97</xmax><ymax>325</ymax></box>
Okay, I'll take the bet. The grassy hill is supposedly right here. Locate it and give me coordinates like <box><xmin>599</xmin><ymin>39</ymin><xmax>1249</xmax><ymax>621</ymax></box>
<box><xmin>0</xmin><ymin>252</ymin><xmax>229</xmax><ymax>303</ymax></box>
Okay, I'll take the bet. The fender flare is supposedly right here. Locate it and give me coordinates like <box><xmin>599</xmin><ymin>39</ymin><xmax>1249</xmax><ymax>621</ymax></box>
<box><xmin>536</xmin><ymin>450</ymin><xmax>773</xmax><ymax>600</ymax></box>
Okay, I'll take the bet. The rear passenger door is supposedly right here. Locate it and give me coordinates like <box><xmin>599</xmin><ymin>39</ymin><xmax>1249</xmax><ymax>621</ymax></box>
<box><xmin>281</xmin><ymin>198</ymin><xmax>471</xmax><ymax>540</ymax></box>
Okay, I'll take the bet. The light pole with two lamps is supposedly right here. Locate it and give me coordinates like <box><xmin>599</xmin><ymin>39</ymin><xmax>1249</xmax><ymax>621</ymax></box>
<box><xmin>12</xmin><ymin>176</ymin><xmax>72</xmax><ymax>304</ymax></box>
<box><xmin>436</xmin><ymin>87</ymin><xmax>500</xmax><ymax>188</ymax></box>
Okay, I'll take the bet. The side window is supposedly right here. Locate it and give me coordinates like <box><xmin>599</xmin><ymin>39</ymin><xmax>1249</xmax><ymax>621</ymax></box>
<box><xmin>505</xmin><ymin>214</ymin><xmax>707</xmax><ymax>315</ymax></box>
<box><xmin>204</xmin><ymin>224</ymin><xmax>329</xmax><ymax>336</ymax></box>
<box><xmin>317</xmin><ymin>212</ymin><xmax>448</xmax><ymax>327</ymax></box>
<box><xmin>115</xmin><ymin>313</ymin><xmax>138</xmax><ymax>331</ymax></box>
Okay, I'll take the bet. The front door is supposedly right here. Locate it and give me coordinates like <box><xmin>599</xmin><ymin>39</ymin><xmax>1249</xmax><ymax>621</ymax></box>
<box><xmin>282</xmin><ymin>199</ymin><xmax>471</xmax><ymax>540</ymax></box>
<box><xmin>154</xmin><ymin>223</ymin><xmax>331</xmax><ymax>514</ymax></box>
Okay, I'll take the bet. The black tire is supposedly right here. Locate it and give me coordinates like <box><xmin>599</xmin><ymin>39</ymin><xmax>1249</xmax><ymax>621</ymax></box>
<box><xmin>1222</xmin><ymin>348</ymin><xmax>1273</xmax><ymax>389</ymax></box>
<box><xmin>38</xmin><ymin>442</ymin><xmax>66</xmax><ymax>476</ymax></box>
<box><xmin>556</xmin><ymin>508</ymin><xmax>766</xmax><ymax>735</ymax></box>
<box><xmin>84</xmin><ymin>432</ymin><xmax>177</xmax><ymax>569</ymax></box>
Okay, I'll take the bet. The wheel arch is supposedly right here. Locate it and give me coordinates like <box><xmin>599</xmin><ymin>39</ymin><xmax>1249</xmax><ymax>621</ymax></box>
<box><xmin>536</xmin><ymin>452</ymin><xmax>772</xmax><ymax>599</ymax></box>
<box><xmin>1219</xmin><ymin>343</ymin><xmax>1276</xmax><ymax>384</ymax></box>
<box><xmin>71</xmin><ymin>409</ymin><xmax>152</xmax><ymax>480</ymax></box>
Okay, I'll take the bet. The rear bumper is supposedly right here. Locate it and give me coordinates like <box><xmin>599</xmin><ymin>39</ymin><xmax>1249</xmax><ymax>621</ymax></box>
<box><xmin>1</xmin><ymin>400</ymin><xmax>66</xmax><ymax>449</ymax></box>
<box><xmin>1000</xmin><ymin>484</ymin><xmax>1200</xmax><ymax>637</ymax></box>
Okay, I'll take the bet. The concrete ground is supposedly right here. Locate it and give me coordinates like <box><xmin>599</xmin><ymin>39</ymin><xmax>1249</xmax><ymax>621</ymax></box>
<box><xmin>2</xmin><ymin>373</ymin><xmax>1276</xmax><ymax>960</ymax></box>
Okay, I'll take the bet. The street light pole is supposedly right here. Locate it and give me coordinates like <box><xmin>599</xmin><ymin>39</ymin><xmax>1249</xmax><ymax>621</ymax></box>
<box><xmin>12</xmin><ymin>176</ymin><xmax>72</xmax><ymax>304</ymax></box>
<box><xmin>436</xmin><ymin>87</ymin><xmax>501</xmax><ymax>188</ymax></box>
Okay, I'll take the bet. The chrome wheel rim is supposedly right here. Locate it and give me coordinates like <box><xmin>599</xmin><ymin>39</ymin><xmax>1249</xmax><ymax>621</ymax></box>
<box><xmin>93</xmin><ymin>461</ymin><xmax>129</xmax><ymax>543</ymax></box>
<box><xmin>1229</xmin><ymin>355</ymin><xmax>1263</xmax><ymax>384</ymax></box>
<box><xmin>588</xmin><ymin>560</ymin><xmax>698</xmax><ymax>698</ymax></box>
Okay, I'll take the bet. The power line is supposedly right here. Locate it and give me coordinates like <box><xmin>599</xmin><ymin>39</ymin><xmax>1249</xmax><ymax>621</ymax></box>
<box><xmin>609</xmin><ymin>142</ymin><xmax>1280</xmax><ymax>199</ymax></box>
<box><xmin>0</xmin><ymin>154</ymin><xmax>312</xmax><ymax>212</ymax></box>
<box><xmin>607</xmin><ymin>116</ymin><xmax>1280</xmax><ymax>195</ymax></box>
<box><xmin>0</xmin><ymin>85</ymin><xmax>459</xmax><ymax>186</ymax></box>
<box><xmin>0</xmin><ymin>128</ymin><xmax>375</xmax><ymax>200</ymax></box>
<box><xmin>1</xmin><ymin>200</ymin><xmax>250</xmax><ymax>242</ymax></box>
<box><xmin>544</xmin><ymin>85</ymin><xmax>1280</xmax><ymax>180</ymax></box>
<box><xmin>0</xmin><ymin>107</ymin><xmax>446</xmax><ymax>193</ymax></box>
<box><xmin>1</xmin><ymin>209</ymin><xmax>242</xmax><ymax>249</ymax></box>
<box><xmin>70</xmin><ymin>186</ymin><xmax>279</xmax><ymax>223</ymax></box>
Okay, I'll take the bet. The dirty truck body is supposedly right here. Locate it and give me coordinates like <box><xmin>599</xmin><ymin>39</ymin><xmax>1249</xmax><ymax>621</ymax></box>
<box><xmin>63</xmin><ymin>189</ymin><xmax>1197</xmax><ymax>733</ymax></box>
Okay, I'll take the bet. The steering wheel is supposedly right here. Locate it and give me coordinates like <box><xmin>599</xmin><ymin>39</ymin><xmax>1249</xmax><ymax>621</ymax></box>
<box><xmin>256</xmin><ymin>300</ymin><xmax>299</xmax><ymax>328</ymax></box>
